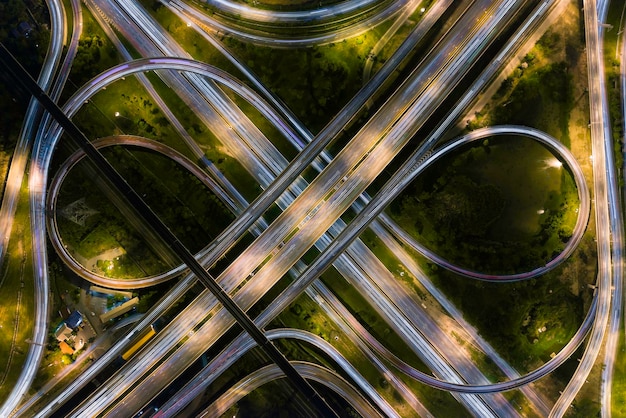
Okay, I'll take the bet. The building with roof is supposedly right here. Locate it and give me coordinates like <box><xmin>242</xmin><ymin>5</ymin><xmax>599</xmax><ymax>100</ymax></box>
<box><xmin>66</xmin><ymin>310</ymin><xmax>83</xmax><ymax>330</ymax></box>
<box><xmin>99</xmin><ymin>297</ymin><xmax>139</xmax><ymax>323</ymax></box>
<box><xmin>55</xmin><ymin>323</ymin><xmax>73</xmax><ymax>342</ymax></box>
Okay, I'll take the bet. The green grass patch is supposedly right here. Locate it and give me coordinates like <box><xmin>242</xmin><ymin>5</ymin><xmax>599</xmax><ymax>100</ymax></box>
<box><xmin>427</xmin><ymin>263</ymin><xmax>585</xmax><ymax>372</ymax></box>
<box><xmin>0</xmin><ymin>178</ymin><xmax>35</xmax><ymax>404</ymax></box>
<box><xmin>388</xmin><ymin>136</ymin><xmax>579</xmax><ymax>275</ymax></box>
<box><xmin>221</xmin><ymin>34</ymin><xmax>378</xmax><ymax>133</ymax></box>
<box><xmin>602</xmin><ymin>1</ymin><xmax>626</xmax><ymax>187</ymax></box>
<box><xmin>63</xmin><ymin>5</ymin><xmax>124</xmax><ymax>98</ymax></box>
<box><xmin>471</xmin><ymin>54</ymin><xmax>575</xmax><ymax>148</ymax></box>
<box><xmin>612</xmin><ymin>324</ymin><xmax>626</xmax><ymax>416</ymax></box>
<box><xmin>359</xmin><ymin>228</ymin><xmax>515</xmax><ymax>384</ymax></box>
<box><xmin>56</xmin><ymin>145</ymin><xmax>234</xmax><ymax>278</ymax></box>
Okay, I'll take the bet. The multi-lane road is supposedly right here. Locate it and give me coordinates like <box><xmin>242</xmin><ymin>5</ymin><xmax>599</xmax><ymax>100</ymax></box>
<box><xmin>0</xmin><ymin>0</ymin><xmax>623</xmax><ymax>416</ymax></box>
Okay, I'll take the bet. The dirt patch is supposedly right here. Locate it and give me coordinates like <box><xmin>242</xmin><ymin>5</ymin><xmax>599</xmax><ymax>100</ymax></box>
<box><xmin>73</xmin><ymin>247</ymin><xmax>126</xmax><ymax>274</ymax></box>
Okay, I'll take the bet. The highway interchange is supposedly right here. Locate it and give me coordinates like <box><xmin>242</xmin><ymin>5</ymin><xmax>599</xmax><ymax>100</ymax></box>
<box><xmin>0</xmin><ymin>0</ymin><xmax>624</xmax><ymax>416</ymax></box>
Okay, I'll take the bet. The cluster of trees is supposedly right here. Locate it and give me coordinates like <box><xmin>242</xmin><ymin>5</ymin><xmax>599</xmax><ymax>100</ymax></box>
<box><xmin>491</xmin><ymin>55</ymin><xmax>574</xmax><ymax>145</ymax></box>
<box><xmin>223</xmin><ymin>39</ymin><xmax>362</xmax><ymax>133</ymax></box>
<box><xmin>390</xmin><ymin>138</ymin><xmax>578</xmax><ymax>276</ymax></box>
<box><xmin>431</xmin><ymin>266</ymin><xmax>583</xmax><ymax>370</ymax></box>
<box><xmin>0</xmin><ymin>0</ymin><xmax>49</xmax><ymax>146</ymax></box>
<box><xmin>65</xmin><ymin>9</ymin><xmax>121</xmax><ymax>93</ymax></box>
<box><xmin>103</xmin><ymin>147</ymin><xmax>234</xmax><ymax>253</ymax></box>
<box><xmin>70</xmin><ymin>35</ymin><xmax>118</xmax><ymax>87</ymax></box>
<box><xmin>57</xmin><ymin>145</ymin><xmax>235</xmax><ymax>278</ymax></box>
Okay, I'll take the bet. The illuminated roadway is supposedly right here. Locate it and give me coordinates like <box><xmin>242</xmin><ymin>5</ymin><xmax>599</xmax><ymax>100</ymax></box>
<box><xmin>36</xmin><ymin>61</ymin><xmax>572</xmax><ymax>418</ymax></box>
<box><xmin>44</xmin><ymin>131</ymin><xmax>529</xmax><ymax>415</ymax></box>
<box><xmin>164</xmin><ymin>0</ymin><xmax>412</xmax><ymax>47</ymax></box>
<box><xmin>0</xmin><ymin>0</ymin><xmax>82</xmax><ymax>414</ymax></box>
<box><xmin>197</xmin><ymin>328</ymin><xmax>398</xmax><ymax>418</ymax></box>
<box><xmin>203</xmin><ymin>362</ymin><xmax>386</xmax><ymax>418</ymax></box>
<box><xmin>1</xmin><ymin>45</ymin><xmax>337</xmax><ymax>417</ymax></box>
<box><xmin>0</xmin><ymin>0</ymin><xmax>612</xmax><ymax>414</ymax></box>
<box><xmin>39</xmin><ymin>57</ymin><xmax>303</xmax><ymax>288</ymax></box>
<box><xmin>41</xmin><ymin>126</ymin><xmax>508</xmax><ymax>414</ymax></box>
<box><xmin>361</xmin><ymin>0</ymin><xmax>424</xmax><ymax>83</ymax></box>
<box><xmin>53</xmin><ymin>1</ymin><xmax>536</xmax><ymax>416</ymax></box>
<box><xmin>26</xmin><ymin>4</ymin><xmax>596</xmax><ymax>418</ymax></box>
<box><xmin>146</xmin><ymin>125</ymin><xmax>588</xmax><ymax>417</ymax></box>
<box><xmin>31</xmin><ymin>0</ymin><xmax>584</xmax><ymax>414</ymax></box>
<box><xmin>161</xmin><ymin>328</ymin><xmax>400</xmax><ymax>418</ymax></box>
<box><xmin>550</xmin><ymin>0</ymin><xmax>620</xmax><ymax>416</ymax></box>
<box><xmin>599</xmin><ymin>0</ymin><xmax>626</xmax><ymax>415</ymax></box>
<box><xmin>52</xmin><ymin>118</ymin><xmax>588</xmax><ymax>418</ymax></box>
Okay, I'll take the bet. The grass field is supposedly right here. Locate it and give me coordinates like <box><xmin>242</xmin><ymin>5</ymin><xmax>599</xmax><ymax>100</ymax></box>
<box><xmin>389</xmin><ymin>135</ymin><xmax>579</xmax><ymax>275</ymax></box>
<box><xmin>0</xmin><ymin>180</ymin><xmax>35</xmax><ymax>403</ymax></box>
<box><xmin>612</xmin><ymin>324</ymin><xmax>626</xmax><ymax>416</ymax></box>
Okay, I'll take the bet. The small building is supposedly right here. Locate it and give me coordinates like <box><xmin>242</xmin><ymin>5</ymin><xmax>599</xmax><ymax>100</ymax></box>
<box><xmin>55</xmin><ymin>323</ymin><xmax>73</xmax><ymax>342</ymax></box>
<box><xmin>99</xmin><ymin>297</ymin><xmax>139</xmax><ymax>323</ymax></box>
<box><xmin>89</xmin><ymin>285</ymin><xmax>133</xmax><ymax>300</ymax></box>
<box><xmin>66</xmin><ymin>310</ymin><xmax>83</xmax><ymax>330</ymax></box>
<box><xmin>17</xmin><ymin>22</ymin><xmax>32</xmax><ymax>37</ymax></box>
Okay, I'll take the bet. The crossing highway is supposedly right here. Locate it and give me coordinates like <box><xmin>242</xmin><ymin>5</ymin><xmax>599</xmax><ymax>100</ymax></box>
<box><xmin>0</xmin><ymin>0</ymin><xmax>621</xmax><ymax>415</ymax></box>
<box><xmin>42</xmin><ymin>0</ymin><xmax>536</xmax><ymax>414</ymax></box>
<box><xmin>105</xmin><ymin>123</ymin><xmax>590</xmax><ymax>417</ymax></box>
<box><xmin>0</xmin><ymin>0</ymin><xmax>84</xmax><ymax>414</ymax></box>
<box><xmin>599</xmin><ymin>0</ymin><xmax>626</xmax><ymax>415</ymax></box>
<box><xmin>164</xmin><ymin>0</ymin><xmax>411</xmax><ymax>47</ymax></box>
<box><xmin>33</xmin><ymin>0</ymin><xmax>564</xmax><ymax>414</ymax></box>
<box><xmin>201</xmin><ymin>361</ymin><xmax>386</xmax><ymax>418</ymax></box>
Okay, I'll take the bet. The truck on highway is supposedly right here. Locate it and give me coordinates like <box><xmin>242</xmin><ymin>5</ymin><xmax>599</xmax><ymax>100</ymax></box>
<box><xmin>121</xmin><ymin>324</ymin><xmax>157</xmax><ymax>361</ymax></box>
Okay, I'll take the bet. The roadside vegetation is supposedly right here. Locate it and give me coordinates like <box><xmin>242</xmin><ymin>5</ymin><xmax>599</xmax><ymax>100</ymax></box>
<box><xmin>56</xmin><ymin>146</ymin><xmax>234</xmax><ymax>278</ymax></box>
<box><xmin>603</xmin><ymin>1</ymin><xmax>626</xmax><ymax>413</ymax></box>
<box><xmin>0</xmin><ymin>0</ymin><xmax>49</xmax><ymax>198</ymax></box>
<box><xmin>234</xmin><ymin>0</ymin><xmax>344</xmax><ymax>12</ymax></box>
<box><xmin>221</xmin><ymin>36</ymin><xmax>376</xmax><ymax>134</ymax></box>
<box><xmin>144</xmin><ymin>0</ymin><xmax>380</xmax><ymax>134</ymax></box>
<box><xmin>63</xmin><ymin>5</ymin><xmax>122</xmax><ymax>94</ymax></box>
<box><xmin>261</xmin><ymin>270</ymin><xmax>469</xmax><ymax>416</ymax></box>
<box><xmin>379</xmin><ymin>2</ymin><xmax>595</xmax><ymax>404</ymax></box>
<box><xmin>389</xmin><ymin>136</ymin><xmax>580</xmax><ymax>274</ymax></box>
<box><xmin>0</xmin><ymin>182</ymin><xmax>35</xmax><ymax>404</ymax></box>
